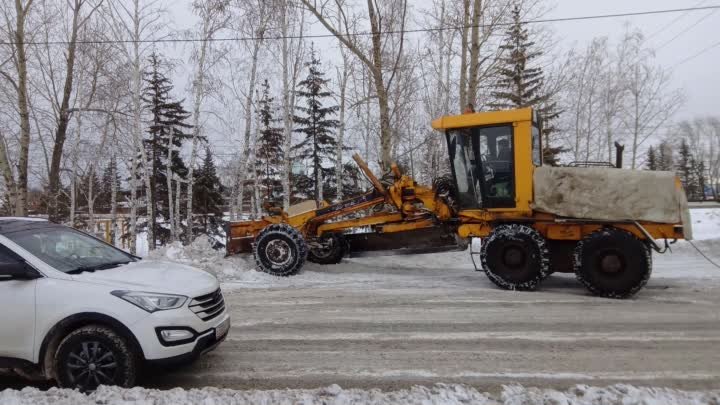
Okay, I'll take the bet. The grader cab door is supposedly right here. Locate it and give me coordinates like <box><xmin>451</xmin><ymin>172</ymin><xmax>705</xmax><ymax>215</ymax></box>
<box><xmin>446</xmin><ymin>125</ymin><xmax>516</xmax><ymax>209</ymax></box>
<box><xmin>433</xmin><ymin>108</ymin><xmax>541</xmax><ymax>214</ymax></box>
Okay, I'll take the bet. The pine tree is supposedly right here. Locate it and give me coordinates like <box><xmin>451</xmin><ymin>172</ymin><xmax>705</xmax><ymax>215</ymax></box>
<box><xmin>255</xmin><ymin>80</ymin><xmax>285</xmax><ymax>208</ymax></box>
<box><xmin>293</xmin><ymin>46</ymin><xmax>340</xmax><ymax>203</ymax></box>
<box><xmin>193</xmin><ymin>146</ymin><xmax>225</xmax><ymax>230</ymax></box>
<box><xmin>646</xmin><ymin>146</ymin><xmax>658</xmax><ymax>171</ymax></box>
<box><xmin>490</xmin><ymin>2</ymin><xmax>562</xmax><ymax>165</ymax></box>
<box><xmin>141</xmin><ymin>52</ymin><xmax>194</xmax><ymax>245</ymax></box>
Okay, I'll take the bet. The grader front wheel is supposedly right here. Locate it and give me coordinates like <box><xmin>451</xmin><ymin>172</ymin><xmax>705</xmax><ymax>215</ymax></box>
<box><xmin>253</xmin><ymin>224</ymin><xmax>307</xmax><ymax>276</ymax></box>
<box><xmin>480</xmin><ymin>224</ymin><xmax>550</xmax><ymax>291</ymax></box>
<box><xmin>574</xmin><ymin>228</ymin><xmax>652</xmax><ymax>299</ymax></box>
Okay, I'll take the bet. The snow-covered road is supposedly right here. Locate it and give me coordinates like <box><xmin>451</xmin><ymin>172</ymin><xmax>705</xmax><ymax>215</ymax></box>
<box><xmin>1</xmin><ymin>209</ymin><xmax>719</xmax><ymax>401</ymax></box>
<box><xmin>136</xmin><ymin>243</ymin><xmax>720</xmax><ymax>392</ymax></box>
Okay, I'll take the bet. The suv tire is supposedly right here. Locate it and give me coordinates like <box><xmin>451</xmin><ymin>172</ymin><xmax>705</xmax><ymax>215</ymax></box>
<box><xmin>54</xmin><ymin>325</ymin><xmax>137</xmax><ymax>391</ymax></box>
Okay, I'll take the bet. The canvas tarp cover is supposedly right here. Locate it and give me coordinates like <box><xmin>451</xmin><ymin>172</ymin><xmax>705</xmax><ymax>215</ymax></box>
<box><xmin>533</xmin><ymin>167</ymin><xmax>691</xmax><ymax>237</ymax></box>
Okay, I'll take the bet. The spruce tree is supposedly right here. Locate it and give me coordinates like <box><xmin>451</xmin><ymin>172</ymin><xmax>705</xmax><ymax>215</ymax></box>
<box><xmin>677</xmin><ymin>139</ymin><xmax>699</xmax><ymax>200</ymax></box>
<box><xmin>696</xmin><ymin>159</ymin><xmax>707</xmax><ymax>200</ymax></box>
<box><xmin>646</xmin><ymin>146</ymin><xmax>658</xmax><ymax>171</ymax></box>
<box><xmin>657</xmin><ymin>141</ymin><xmax>674</xmax><ymax>171</ymax></box>
<box><xmin>293</xmin><ymin>46</ymin><xmax>340</xmax><ymax>203</ymax></box>
<box><xmin>193</xmin><ymin>146</ymin><xmax>225</xmax><ymax>230</ymax></box>
<box><xmin>141</xmin><ymin>52</ymin><xmax>194</xmax><ymax>245</ymax></box>
<box><xmin>255</xmin><ymin>80</ymin><xmax>285</xmax><ymax>208</ymax></box>
<box><xmin>99</xmin><ymin>158</ymin><xmax>121</xmax><ymax>213</ymax></box>
<box><xmin>490</xmin><ymin>2</ymin><xmax>562</xmax><ymax>165</ymax></box>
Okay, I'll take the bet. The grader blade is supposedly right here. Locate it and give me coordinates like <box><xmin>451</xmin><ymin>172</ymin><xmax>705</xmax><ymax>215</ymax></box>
<box><xmin>345</xmin><ymin>227</ymin><xmax>467</xmax><ymax>258</ymax></box>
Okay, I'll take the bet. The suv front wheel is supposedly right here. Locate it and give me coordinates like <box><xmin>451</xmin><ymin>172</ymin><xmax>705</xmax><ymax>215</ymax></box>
<box><xmin>54</xmin><ymin>325</ymin><xmax>137</xmax><ymax>391</ymax></box>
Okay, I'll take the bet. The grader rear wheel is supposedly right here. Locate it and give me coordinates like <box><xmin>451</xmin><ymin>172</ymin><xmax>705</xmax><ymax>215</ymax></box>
<box><xmin>480</xmin><ymin>224</ymin><xmax>550</xmax><ymax>291</ymax></box>
<box><xmin>253</xmin><ymin>224</ymin><xmax>307</xmax><ymax>276</ymax></box>
<box><xmin>574</xmin><ymin>228</ymin><xmax>652</xmax><ymax>299</ymax></box>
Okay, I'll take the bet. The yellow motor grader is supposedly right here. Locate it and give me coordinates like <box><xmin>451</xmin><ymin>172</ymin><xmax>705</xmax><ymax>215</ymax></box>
<box><xmin>227</xmin><ymin>108</ymin><xmax>689</xmax><ymax>298</ymax></box>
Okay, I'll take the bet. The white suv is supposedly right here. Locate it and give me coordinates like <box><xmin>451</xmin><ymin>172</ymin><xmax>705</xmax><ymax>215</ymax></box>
<box><xmin>0</xmin><ymin>218</ymin><xmax>230</xmax><ymax>391</ymax></box>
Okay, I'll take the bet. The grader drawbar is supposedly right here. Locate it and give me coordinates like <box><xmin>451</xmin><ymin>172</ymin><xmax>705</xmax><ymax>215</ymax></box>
<box><xmin>227</xmin><ymin>108</ymin><xmax>690</xmax><ymax>298</ymax></box>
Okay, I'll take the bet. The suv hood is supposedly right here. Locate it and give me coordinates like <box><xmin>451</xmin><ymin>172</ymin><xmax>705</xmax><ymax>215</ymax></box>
<box><xmin>72</xmin><ymin>260</ymin><xmax>219</xmax><ymax>297</ymax></box>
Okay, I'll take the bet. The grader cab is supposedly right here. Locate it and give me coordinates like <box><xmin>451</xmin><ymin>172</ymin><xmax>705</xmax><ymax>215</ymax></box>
<box><xmin>227</xmin><ymin>108</ymin><xmax>689</xmax><ymax>298</ymax></box>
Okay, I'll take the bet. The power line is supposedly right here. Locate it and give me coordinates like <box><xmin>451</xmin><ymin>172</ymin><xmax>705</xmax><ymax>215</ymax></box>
<box><xmin>1</xmin><ymin>5</ymin><xmax>720</xmax><ymax>46</ymax></box>
<box><xmin>655</xmin><ymin>8</ymin><xmax>718</xmax><ymax>51</ymax></box>
<box><xmin>673</xmin><ymin>40</ymin><xmax>720</xmax><ymax>68</ymax></box>
<box><xmin>645</xmin><ymin>0</ymin><xmax>707</xmax><ymax>40</ymax></box>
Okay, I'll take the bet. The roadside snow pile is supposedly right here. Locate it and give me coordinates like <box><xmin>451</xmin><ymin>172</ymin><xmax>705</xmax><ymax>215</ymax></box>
<box><xmin>690</xmin><ymin>208</ymin><xmax>720</xmax><ymax>240</ymax></box>
<box><xmin>1</xmin><ymin>384</ymin><xmax>718</xmax><ymax>405</ymax></box>
<box><xmin>148</xmin><ymin>238</ymin><xmax>254</xmax><ymax>283</ymax></box>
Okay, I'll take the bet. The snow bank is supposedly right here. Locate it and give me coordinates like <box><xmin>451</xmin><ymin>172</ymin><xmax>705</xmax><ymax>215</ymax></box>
<box><xmin>689</xmin><ymin>208</ymin><xmax>720</xmax><ymax>240</ymax></box>
<box><xmin>1</xmin><ymin>384</ymin><xmax>717</xmax><ymax>405</ymax></box>
<box><xmin>148</xmin><ymin>238</ymin><xmax>256</xmax><ymax>283</ymax></box>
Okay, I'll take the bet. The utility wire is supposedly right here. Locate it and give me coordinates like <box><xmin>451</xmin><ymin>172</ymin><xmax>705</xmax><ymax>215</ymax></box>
<box><xmin>645</xmin><ymin>0</ymin><xmax>707</xmax><ymax>40</ymax></box>
<box><xmin>1</xmin><ymin>5</ymin><xmax>720</xmax><ymax>46</ymax></box>
<box><xmin>673</xmin><ymin>40</ymin><xmax>720</xmax><ymax>67</ymax></box>
<box><xmin>655</xmin><ymin>8</ymin><xmax>718</xmax><ymax>51</ymax></box>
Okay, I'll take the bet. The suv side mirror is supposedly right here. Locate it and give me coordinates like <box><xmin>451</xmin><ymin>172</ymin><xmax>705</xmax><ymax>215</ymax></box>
<box><xmin>0</xmin><ymin>261</ymin><xmax>41</xmax><ymax>281</ymax></box>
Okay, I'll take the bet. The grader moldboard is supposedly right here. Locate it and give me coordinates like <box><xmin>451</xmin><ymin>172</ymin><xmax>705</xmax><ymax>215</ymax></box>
<box><xmin>227</xmin><ymin>108</ymin><xmax>689</xmax><ymax>298</ymax></box>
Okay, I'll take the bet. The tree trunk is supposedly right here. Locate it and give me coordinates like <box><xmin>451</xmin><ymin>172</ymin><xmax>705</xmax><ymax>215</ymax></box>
<box><xmin>335</xmin><ymin>52</ymin><xmax>349</xmax><ymax>202</ymax></box>
<box><xmin>11</xmin><ymin>0</ymin><xmax>32</xmax><ymax>216</ymax></box>
<box><xmin>466</xmin><ymin>0</ymin><xmax>482</xmax><ymax>107</ymax></box>
<box><xmin>175</xmin><ymin>176</ymin><xmax>182</xmax><ymax>236</ymax></box>
<box><xmin>110</xmin><ymin>155</ymin><xmax>118</xmax><ymax>245</ymax></box>
<box><xmin>458</xmin><ymin>0</ymin><xmax>471</xmax><ymax>110</ymax></box>
<box><xmin>281</xmin><ymin>2</ymin><xmax>304</xmax><ymax>211</ymax></box>
<box><xmin>167</xmin><ymin>132</ymin><xmax>175</xmax><ymax>243</ymax></box>
<box><xmin>235</xmin><ymin>38</ymin><xmax>261</xmax><ymax>219</ymax></box>
<box><xmin>47</xmin><ymin>4</ymin><xmax>82</xmax><ymax>222</ymax></box>
<box><xmin>186</xmin><ymin>17</ymin><xmax>210</xmax><ymax>244</ymax></box>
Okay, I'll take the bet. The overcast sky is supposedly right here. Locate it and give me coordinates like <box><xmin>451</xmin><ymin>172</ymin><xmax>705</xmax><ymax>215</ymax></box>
<box><xmin>169</xmin><ymin>0</ymin><xmax>719</xmax><ymax>122</ymax></box>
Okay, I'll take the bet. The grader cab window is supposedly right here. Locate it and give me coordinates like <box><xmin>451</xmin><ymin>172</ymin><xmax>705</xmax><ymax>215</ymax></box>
<box><xmin>532</xmin><ymin>125</ymin><xmax>542</xmax><ymax>166</ymax></box>
<box><xmin>447</xmin><ymin>125</ymin><xmax>515</xmax><ymax>209</ymax></box>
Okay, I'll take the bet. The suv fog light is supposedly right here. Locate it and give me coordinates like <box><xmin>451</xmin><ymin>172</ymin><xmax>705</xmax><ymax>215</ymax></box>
<box><xmin>160</xmin><ymin>329</ymin><xmax>194</xmax><ymax>342</ymax></box>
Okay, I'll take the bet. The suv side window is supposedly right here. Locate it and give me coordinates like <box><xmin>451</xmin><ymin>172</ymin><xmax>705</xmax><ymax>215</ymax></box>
<box><xmin>0</xmin><ymin>243</ymin><xmax>22</xmax><ymax>264</ymax></box>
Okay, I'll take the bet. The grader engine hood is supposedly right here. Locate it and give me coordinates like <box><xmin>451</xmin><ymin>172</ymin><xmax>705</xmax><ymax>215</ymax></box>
<box><xmin>532</xmin><ymin>166</ymin><xmax>692</xmax><ymax>239</ymax></box>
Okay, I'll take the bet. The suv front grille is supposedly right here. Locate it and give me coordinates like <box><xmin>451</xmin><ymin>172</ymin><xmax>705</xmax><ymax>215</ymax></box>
<box><xmin>189</xmin><ymin>288</ymin><xmax>225</xmax><ymax>322</ymax></box>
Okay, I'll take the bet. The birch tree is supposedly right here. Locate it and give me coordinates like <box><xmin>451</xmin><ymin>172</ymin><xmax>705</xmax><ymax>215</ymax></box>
<box><xmin>228</xmin><ymin>0</ymin><xmax>270</xmax><ymax>219</ymax></box>
<box><xmin>619</xmin><ymin>29</ymin><xmax>684</xmax><ymax>168</ymax></box>
<box><xmin>300</xmin><ymin>0</ymin><xmax>408</xmax><ymax>169</ymax></box>
<box><xmin>0</xmin><ymin>0</ymin><xmax>34</xmax><ymax>216</ymax></box>
<box><xmin>186</xmin><ymin>0</ymin><xmax>230</xmax><ymax>243</ymax></box>
<box><xmin>43</xmin><ymin>0</ymin><xmax>104</xmax><ymax>221</ymax></box>
<box><xmin>276</xmin><ymin>0</ymin><xmax>305</xmax><ymax>210</ymax></box>
<box><xmin>106</xmin><ymin>0</ymin><xmax>168</xmax><ymax>252</ymax></box>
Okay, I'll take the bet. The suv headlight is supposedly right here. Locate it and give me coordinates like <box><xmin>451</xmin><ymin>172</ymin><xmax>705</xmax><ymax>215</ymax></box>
<box><xmin>111</xmin><ymin>290</ymin><xmax>187</xmax><ymax>313</ymax></box>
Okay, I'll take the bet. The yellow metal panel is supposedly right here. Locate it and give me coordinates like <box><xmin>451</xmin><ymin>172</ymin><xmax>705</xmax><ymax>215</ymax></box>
<box><xmin>316</xmin><ymin>213</ymin><xmax>403</xmax><ymax>235</ymax></box>
<box><xmin>458</xmin><ymin>223</ymin><xmax>492</xmax><ymax>238</ymax></box>
<box><xmin>546</xmin><ymin>224</ymin><xmax>581</xmax><ymax>240</ymax></box>
<box><xmin>380</xmin><ymin>219</ymin><xmax>435</xmax><ymax>233</ymax></box>
<box><xmin>431</xmin><ymin>108</ymin><xmax>533</xmax><ymax>130</ymax></box>
<box><xmin>513</xmin><ymin>120</ymin><xmax>534</xmax><ymax>213</ymax></box>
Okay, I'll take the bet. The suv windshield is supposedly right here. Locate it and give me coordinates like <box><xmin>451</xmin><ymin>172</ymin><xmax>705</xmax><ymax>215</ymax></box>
<box><xmin>5</xmin><ymin>226</ymin><xmax>135</xmax><ymax>273</ymax></box>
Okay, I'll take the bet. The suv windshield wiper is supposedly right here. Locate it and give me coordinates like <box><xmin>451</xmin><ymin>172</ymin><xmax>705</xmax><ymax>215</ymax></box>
<box><xmin>66</xmin><ymin>261</ymin><xmax>132</xmax><ymax>275</ymax></box>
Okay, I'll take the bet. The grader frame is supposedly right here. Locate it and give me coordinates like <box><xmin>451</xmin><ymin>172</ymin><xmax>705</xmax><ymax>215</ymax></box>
<box><xmin>227</xmin><ymin>108</ymin><xmax>687</xmax><ymax>298</ymax></box>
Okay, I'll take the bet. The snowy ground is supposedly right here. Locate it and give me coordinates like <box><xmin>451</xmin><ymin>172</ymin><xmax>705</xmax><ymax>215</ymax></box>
<box><xmin>2</xmin><ymin>209</ymin><xmax>719</xmax><ymax>403</ymax></box>
<box><xmin>2</xmin><ymin>383</ymin><xmax>719</xmax><ymax>405</ymax></box>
